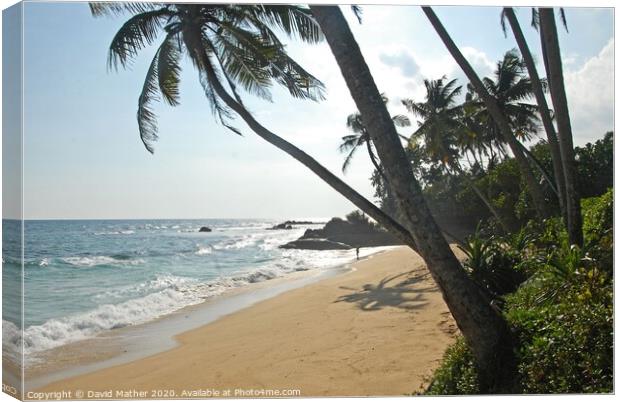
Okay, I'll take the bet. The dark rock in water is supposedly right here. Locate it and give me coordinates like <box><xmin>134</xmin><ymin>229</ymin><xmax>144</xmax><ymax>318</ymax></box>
<box><xmin>269</xmin><ymin>223</ymin><xmax>293</xmax><ymax>230</ymax></box>
<box><xmin>279</xmin><ymin>239</ymin><xmax>352</xmax><ymax>250</ymax></box>
<box><xmin>283</xmin><ymin>220</ymin><xmax>323</xmax><ymax>225</ymax></box>
<box><xmin>198</xmin><ymin>226</ymin><xmax>212</xmax><ymax>232</ymax></box>
<box><xmin>268</xmin><ymin>220</ymin><xmax>325</xmax><ymax>230</ymax></box>
<box><xmin>280</xmin><ymin>216</ymin><xmax>402</xmax><ymax>250</ymax></box>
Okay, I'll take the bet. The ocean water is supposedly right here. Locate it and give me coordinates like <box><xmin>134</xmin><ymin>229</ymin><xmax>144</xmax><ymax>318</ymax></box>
<box><xmin>2</xmin><ymin>219</ymin><xmax>383</xmax><ymax>364</ymax></box>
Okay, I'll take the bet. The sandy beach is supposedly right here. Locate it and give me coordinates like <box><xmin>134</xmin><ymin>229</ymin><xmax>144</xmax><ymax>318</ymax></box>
<box><xmin>33</xmin><ymin>246</ymin><xmax>460</xmax><ymax>398</ymax></box>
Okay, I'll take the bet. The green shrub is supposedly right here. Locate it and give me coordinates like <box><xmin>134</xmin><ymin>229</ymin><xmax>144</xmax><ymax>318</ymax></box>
<box><xmin>458</xmin><ymin>228</ymin><xmax>525</xmax><ymax>297</ymax></box>
<box><xmin>425</xmin><ymin>190</ymin><xmax>613</xmax><ymax>394</ymax></box>
<box><xmin>506</xmin><ymin>279</ymin><xmax>613</xmax><ymax>393</ymax></box>
<box><xmin>425</xmin><ymin>338</ymin><xmax>480</xmax><ymax>395</ymax></box>
<box><xmin>581</xmin><ymin>188</ymin><xmax>613</xmax><ymax>273</ymax></box>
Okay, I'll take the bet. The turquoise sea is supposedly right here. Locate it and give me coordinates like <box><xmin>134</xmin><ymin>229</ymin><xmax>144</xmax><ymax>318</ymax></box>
<box><xmin>2</xmin><ymin>219</ymin><xmax>382</xmax><ymax>364</ymax></box>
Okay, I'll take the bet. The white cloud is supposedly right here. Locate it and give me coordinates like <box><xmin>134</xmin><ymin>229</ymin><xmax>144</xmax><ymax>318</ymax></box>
<box><xmin>564</xmin><ymin>38</ymin><xmax>614</xmax><ymax>145</ymax></box>
<box><xmin>379</xmin><ymin>50</ymin><xmax>420</xmax><ymax>77</ymax></box>
<box><xmin>462</xmin><ymin>47</ymin><xmax>496</xmax><ymax>78</ymax></box>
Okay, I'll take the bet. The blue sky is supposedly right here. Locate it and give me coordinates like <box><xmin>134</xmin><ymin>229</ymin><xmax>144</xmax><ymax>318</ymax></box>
<box><xmin>5</xmin><ymin>2</ymin><xmax>615</xmax><ymax>219</ymax></box>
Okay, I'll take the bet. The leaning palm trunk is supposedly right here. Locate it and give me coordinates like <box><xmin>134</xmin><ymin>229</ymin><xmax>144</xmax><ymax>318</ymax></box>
<box><xmin>504</xmin><ymin>7</ymin><xmax>566</xmax><ymax>217</ymax></box>
<box><xmin>310</xmin><ymin>6</ymin><xmax>516</xmax><ymax>393</ymax></box>
<box><xmin>539</xmin><ymin>8</ymin><xmax>583</xmax><ymax>247</ymax></box>
<box><xmin>423</xmin><ymin>7</ymin><xmax>551</xmax><ymax>220</ymax></box>
<box><xmin>186</xmin><ymin>41</ymin><xmax>417</xmax><ymax>250</ymax></box>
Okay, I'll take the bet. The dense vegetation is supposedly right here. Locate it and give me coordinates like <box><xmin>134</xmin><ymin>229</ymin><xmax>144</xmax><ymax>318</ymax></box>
<box><xmin>425</xmin><ymin>188</ymin><xmax>613</xmax><ymax>394</ymax></box>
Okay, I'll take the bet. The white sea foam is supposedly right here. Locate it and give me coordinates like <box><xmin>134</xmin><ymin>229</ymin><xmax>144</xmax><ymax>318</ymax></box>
<box><xmin>14</xmin><ymin>220</ymin><xmax>393</xmax><ymax>364</ymax></box>
<box><xmin>93</xmin><ymin>230</ymin><xmax>135</xmax><ymax>236</ymax></box>
<box><xmin>10</xmin><ymin>249</ymin><xmax>361</xmax><ymax>360</ymax></box>
<box><xmin>195</xmin><ymin>245</ymin><xmax>213</xmax><ymax>255</ymax></box>
<box><xmin>61</xmin><ymin>256</ymin><xmax>145</xmax><ymax>267</ymax></box>
<box><xmin>2</xmin><ymin>320</ymin><xmax>23</xmax><ymax>364</ymax></box>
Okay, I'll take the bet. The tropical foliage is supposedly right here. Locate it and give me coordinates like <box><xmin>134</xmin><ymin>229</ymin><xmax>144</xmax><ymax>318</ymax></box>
<box><xmin>92</xmin><ymin>2</ymin><xmax>326</xmax><ymax>152</ymax></box>
<box><xmin>426</xmin><ymin>189</ymin><xmax>613</xmax><ymax>394</ymax></box>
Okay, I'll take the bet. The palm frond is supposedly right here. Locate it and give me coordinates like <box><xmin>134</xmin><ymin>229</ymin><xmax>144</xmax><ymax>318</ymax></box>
<box><xmin>500</xmin><ymin>8</ymin><xmax>508</xmax><ymax>37</ymax></box>
<box><xmin>157</xmin><ymin>32</ymin><xmax>182</xmax><ymax>106</ymax></box>
<box><xmin>185</xmin><ymin>33</ymin><xmax>243</xmax><ymax>137</ymax></box>
<box><xmin>401</xmin><ymin>99</ymin><xmax>429</xmax><ymax>118</ymax></box>
<box><xmin>531</xmin><ymin>8</ymin><xmax>540</xmax><ymax>31</ymax></box>
<box><xmin>107</xmin><ymin>8</ymin><xmax>170</xmax><ymax>70</ymax></box>
<box><xmin>392</xmin><ymin>114</ymin><xmax>411</xmax><ymax>127</ymax></box>
<box><xmin>137</xmin><ymin>43</ymin><xmax>163</xmax><ymax>154</ymax></box>
<box><xmin>346</xmin><ymin>113</ymin><xmax>366</xmax><ymax>134</ymax></box>
<box><xmin>342</xmin><ymin>142</ymin><xmax>361</xmax><ymax>173</ymax></box>
<box><xmin>89</xmin><ymin>2</ymin><xmax>162</xmax><ymax>17</ymax></box>
<box><xmin>339</xmin><ymin>134</ymin><xmax>364</xmax><ymax>153</ymax></box>
<box><xmin>269</xmin><ymin>51</ymin><xmax>326</xmax><ymax>101</ymax></box>
<box><xmin>216</xmin><ymin>21</ymin><xmax>325</xmax><ymax>101</ymax></box>
<box><xmin>253</xmin><ymin>5</ymin><xmax>323</xmax><ymax>44</ymax></box>
<box><xmin>351</xmin><ymin>5</ymin><xmax>363</xmax><ymax>24</ymax></box>
<box><xmin>211</xmin><ymin>29</ymin><xmax>274</xmax><ymax>101</ymax></box>
<box><xmin>559</xmin><ymin>8</ymin><xmax>568</xmax><ymax>32</ymax></box>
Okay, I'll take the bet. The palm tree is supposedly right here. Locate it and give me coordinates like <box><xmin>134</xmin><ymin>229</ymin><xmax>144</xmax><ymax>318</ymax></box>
<box><xmin>469</xmin><ymin>50</ymin><xmax>559</xmax><ymax>198</ymax></box>
<box><xmin>501</xmin><ymin>7</ymin><xmax>567</xmax><ymax>218</ymax></box>
<box><xmin>422</xmin><ymin>6</ymin><xmax>552</xmax><ymax>220</ymax></box>
<box><xmin>93</xmin><ymin>3</ymin><xmax>415</xmax><ymax>249</ymax></box>
<box><xmin>538</xmin><ymin>8</ymin><xmax>583</xmax><ymax>247</ymax></box>
<box><xmin>310</xmin><ymin>6</ymin><xmax>516</xmax><ymax>393</ymax></box>
<box><xmin>403</xmin><ymin>77</ymin><xmax>509</xmax><ymax>233</ymax></box>
<box><xmin>339</xmin><ymin>99</ymin><xmax>410</xmax><ymax>174</ymax></box>
<box><xmin>402</xmin><ymin>77</ymin><xmax>462</xmax><ymax>165</ymax></box>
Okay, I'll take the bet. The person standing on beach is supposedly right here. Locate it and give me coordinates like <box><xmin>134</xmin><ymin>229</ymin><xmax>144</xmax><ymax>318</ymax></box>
<box><xmin>356</xmin><ymin>247</ymin><xmax>360</xmax><ymax>260</ymax></box>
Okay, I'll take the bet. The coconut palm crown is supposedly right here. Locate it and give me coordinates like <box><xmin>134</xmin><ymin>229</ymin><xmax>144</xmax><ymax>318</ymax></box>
<box><xmin>90</xmin><ymin>2</ymin><xmax>325</xmax><ymax>153</ymax></box>
<box><xmin>468</xmin><ymin>49</ymin><xmax>541</xmax><ymax>145</ymax></box>
<box><xmin>402</xmin><ymin>76</ymin><xmax>464</xmax><ymax>167</ymax></box>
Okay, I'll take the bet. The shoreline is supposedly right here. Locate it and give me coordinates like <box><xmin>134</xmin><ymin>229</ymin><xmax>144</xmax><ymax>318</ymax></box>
<box><xmin>31</xmin><ymin>246</ymin><xmax>460</xmax><ymax>397</ymax></box>
<box><xmin>24</xmin><ymin>247</ymin><xmax>395</xmax><ymax>391</ymax></box>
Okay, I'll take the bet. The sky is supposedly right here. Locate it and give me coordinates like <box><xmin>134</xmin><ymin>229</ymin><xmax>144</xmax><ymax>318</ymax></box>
<box><xmin>2</xmin><ymin>1</ymin><xmax>615</xmax><ymax>220</ymax></box>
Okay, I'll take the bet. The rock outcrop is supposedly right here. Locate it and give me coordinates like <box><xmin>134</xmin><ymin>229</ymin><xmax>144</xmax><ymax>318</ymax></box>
<box><xmin>279</xmin><ymin>217</ymin><xmax>402</xmax><ymax>250</ymax></box>
<box><xmin>267</xmin><ymin>220</ymin><xmax>324</xmax><ymax>230</ymax></box>
<box><xmin>198</xmin><ymin>226</ymin><xmax>212</xmax><ymax>232</ymax></box>
<box><xmin>279</xmin><ymin>239</ymin><xmax>352</xmax><ymax>250</ymax></box>
<box><xmin>269</xmin><ymin>223</ymin><xmax>293</xmax><ymax>230</ymax></box>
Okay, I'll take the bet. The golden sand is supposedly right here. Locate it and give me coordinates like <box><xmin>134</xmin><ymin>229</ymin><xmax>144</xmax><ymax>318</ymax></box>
<box><xmin>35</xmin><ymin>246</ymin><xmax>460</xmax><ymax>397</ymax></box>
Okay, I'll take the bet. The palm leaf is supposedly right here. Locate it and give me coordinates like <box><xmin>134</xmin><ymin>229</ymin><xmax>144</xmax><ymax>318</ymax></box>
<box><xmin>342</xmin><ymin>140</ymin><xmax>362</xmax><ymax>173</ymax></box>
<box><xmin>137</xmin><ymin>42</ymin><xmax>163</xmax><ymax>153</ymax></box>
<box><xmin>351</xmin><ymin>5</ymin><xmax>363</xmax><ymax>24</ymax></box>
<box><xmin>211</xmin><ymin>31</ymin><xmax>274</xmax><ymax>101</ymax></box>
<box><xmin>392</xmin><ymin>114</ymin><xmax>411</xmax><ymax>127</ymax></box>
<box><xmin>339</xmin><ymin>134</ymin><xmax>363</xmax><ymax>153</ymax></box>
<box><xmin>107</xmin><ymin>8</ymin><xmax>170</xmax><ymax>70</ymax></box>
<box><xmin>254</xmin><ymin>5</ymin><xmax>323</xmax><ymax>44</ymax></box>
<box><xmin>559</xmin><ymin>8</ymin><xmax>568</xmax><ymax>32</ymax></box>
<box><xmin>157</xmin><ymin>32</ymin><xmax>182</xmax><ymax>106</ymax></box>
<box><xmin>89</xmin><ymin>2</ymin><xmax>162</xmax><ymax>17</ymax></box>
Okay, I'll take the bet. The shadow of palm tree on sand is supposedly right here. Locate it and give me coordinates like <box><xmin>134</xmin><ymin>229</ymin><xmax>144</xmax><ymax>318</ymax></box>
<box><xmin>335</xmin><ymin>270</ymin><xmax>437</xmax><ymax>311</ymax></box>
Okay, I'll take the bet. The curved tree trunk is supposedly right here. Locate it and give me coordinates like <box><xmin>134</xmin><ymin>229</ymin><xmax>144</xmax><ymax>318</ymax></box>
<box><xmin>191</xmin><ymin>44</ymin><xmax>418</xmax><ymax>251</ymax></box>
<box><xmin>504</xmin><ymin>7</ymin><xmax>566</xmax><ymax>216</ymax></box>
<box><xmin>539</xmin><ymin>8</ymin><xmax>583</xmax><ymax>247</ymax></box>
<box><xmin>423</xmin><ymin>6</ymin><xmax>551</xmax><ymax>220</ymax></box>
<box><xmin>310</xmin><ymin>6</ymin><xmax>516</xmax><ymax>393</ymax></box>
